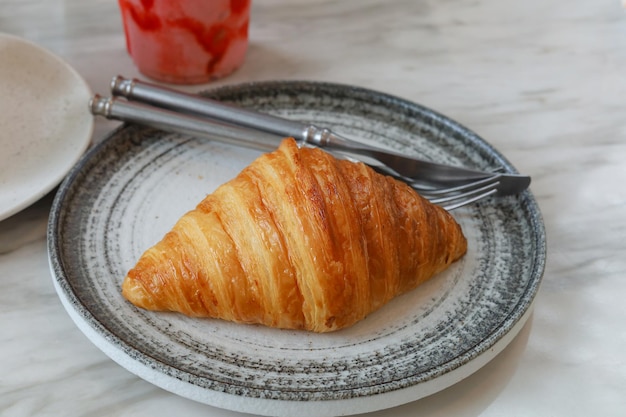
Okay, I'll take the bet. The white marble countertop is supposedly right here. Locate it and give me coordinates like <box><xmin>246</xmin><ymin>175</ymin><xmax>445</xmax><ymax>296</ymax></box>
<box><xmin>1</xmin><ymin>0</ymin><xmax>625</xmax><ymax>416</ymax></box>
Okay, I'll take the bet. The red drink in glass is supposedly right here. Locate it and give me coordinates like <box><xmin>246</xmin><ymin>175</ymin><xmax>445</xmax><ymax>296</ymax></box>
<box><xmin>118</xmin><ymin>0</ymin><xmax>250</xmax><ymax>84</ymax></box>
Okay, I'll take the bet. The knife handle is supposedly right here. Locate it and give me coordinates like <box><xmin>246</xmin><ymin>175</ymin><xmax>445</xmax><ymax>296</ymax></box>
<box><xmin>110</xmin><ymin>76</ymin><xmax>311</xmax><ymax>141</ymax></box>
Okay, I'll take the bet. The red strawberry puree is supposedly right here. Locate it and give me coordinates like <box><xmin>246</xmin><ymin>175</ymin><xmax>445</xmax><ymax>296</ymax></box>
<box><xmin>118</xmin><ymin>0</ymin><xmax>250</xmax><ymax>84</ymax></box>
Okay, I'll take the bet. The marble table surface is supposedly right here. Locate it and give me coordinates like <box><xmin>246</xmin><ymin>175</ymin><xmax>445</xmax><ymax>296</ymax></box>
<box><xmin>1</xmin><ymin>0</ymin><xmax>625</xmax><ymax>416</ymax></box>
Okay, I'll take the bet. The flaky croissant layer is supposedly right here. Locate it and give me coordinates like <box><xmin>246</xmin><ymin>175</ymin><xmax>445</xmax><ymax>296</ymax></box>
<box><xmin>122</xmin><ymin>138</ymin><xmax>467</xmax><ymax>332</ymax></box>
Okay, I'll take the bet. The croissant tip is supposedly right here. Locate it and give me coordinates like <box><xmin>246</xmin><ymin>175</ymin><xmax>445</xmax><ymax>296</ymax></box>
<box><xmin>121</xmin><ymin>277</ymin><xmax>153</xmax><ymax>309</ymax></box>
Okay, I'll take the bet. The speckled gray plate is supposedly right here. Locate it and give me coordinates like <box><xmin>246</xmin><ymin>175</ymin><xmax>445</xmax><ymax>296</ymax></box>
<box><xmin>47</xmin><ymin>81</ymin><xmax>545</xmax><ymax>417</ymax></box>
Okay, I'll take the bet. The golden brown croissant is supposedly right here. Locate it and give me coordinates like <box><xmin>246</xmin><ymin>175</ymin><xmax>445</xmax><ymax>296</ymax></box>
<box><xmin>122</xmin><ymin>138</ymin><xmax>467</xmax><ymax>332</ymax></box>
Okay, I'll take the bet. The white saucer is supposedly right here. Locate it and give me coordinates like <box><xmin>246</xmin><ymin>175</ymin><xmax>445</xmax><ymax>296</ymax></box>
<box><xmin>0</xmin><ymin>33</ymin><xmax>93</xmax><ymax>221</ymax></box>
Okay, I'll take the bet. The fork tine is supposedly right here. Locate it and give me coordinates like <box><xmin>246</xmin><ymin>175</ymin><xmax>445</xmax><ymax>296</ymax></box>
<box><xmin>438</xmin><ymin>183</ymin><xmax>499</xmax><ymax>210</ymax></box>
<box><xmin>415</xmin><ymin>175</ymin><xmax>497</xmax><ymax>196</ymax></box>
<box><xmin>417</xmin><ymin>176</ymin><xmax>500</xmax><ymax>210</ymax></box>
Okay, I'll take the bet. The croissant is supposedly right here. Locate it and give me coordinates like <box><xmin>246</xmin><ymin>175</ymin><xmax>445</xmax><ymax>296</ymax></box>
<box><xmin>122</xmin><ymin>138</ymin><xmax>467</xmax><ymax>332</ymax></box>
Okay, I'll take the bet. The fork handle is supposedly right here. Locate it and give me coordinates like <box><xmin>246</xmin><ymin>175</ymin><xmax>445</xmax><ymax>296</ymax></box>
<box><xmin>89</xmin><ymin>94</ymin><xmax>285</xmax><ymax>152</ymax></box>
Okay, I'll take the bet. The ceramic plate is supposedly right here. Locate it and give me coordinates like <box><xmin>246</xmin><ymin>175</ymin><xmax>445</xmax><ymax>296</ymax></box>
<box><xmin>0</xmin><ymin>33</ymin><xmax>93</xmax><ymax>221</ymax></box>
<box><xmin>48</xmin><ymin>81</ymin><xmax>545</xmax><ymax>417</ymax></box>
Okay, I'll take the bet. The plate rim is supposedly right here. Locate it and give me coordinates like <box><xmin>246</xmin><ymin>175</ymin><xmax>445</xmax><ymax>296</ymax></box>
<box><xmin>47</xmin><ymin>80</ymin><xmax>546</xmax><ymax>416</ymax></box>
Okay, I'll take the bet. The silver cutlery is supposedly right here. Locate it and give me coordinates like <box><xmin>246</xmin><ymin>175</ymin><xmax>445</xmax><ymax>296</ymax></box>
<box><xmin>89</xmin><ymin>76</ymin><xmax>531</xmax><ymax>209</ymax></box>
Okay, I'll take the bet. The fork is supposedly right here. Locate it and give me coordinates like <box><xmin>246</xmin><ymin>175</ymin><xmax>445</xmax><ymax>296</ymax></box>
<box><xmin>89</xmin><ymin>78</ymin><xmax>530</xmax><ymax>210</ymax></box>
<box><xmin>89</xmin><ymin>95</ymin><xmax>507</xmax><ymax>210</ymax></box>
<box><xmin>89</xmin><ymin>94</ymin><xmax>504</xmax><ymax>210</ymax></box>
<box><xmin>88</xmin><ymin>95</ymin><xmax>519</xmax><ymax>210</ymax></box>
